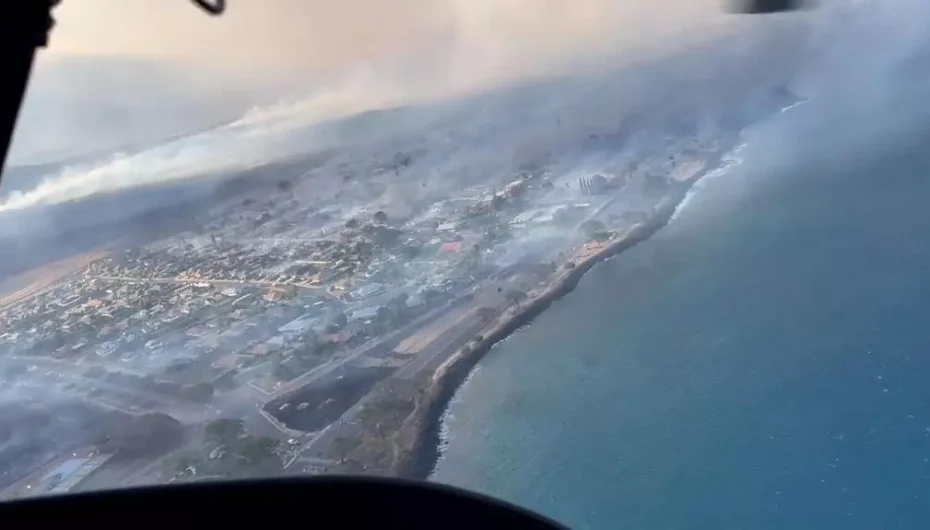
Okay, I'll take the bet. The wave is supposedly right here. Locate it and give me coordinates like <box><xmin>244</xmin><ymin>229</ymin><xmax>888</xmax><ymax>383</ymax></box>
<box><xmin>669</xmin><ymin>142</ymin><xmax>747</xmax><ymax>223</ymax></box>
<box><xmin>669</xmin><ymin>98</ymin><xmax>810</xmax><ymax>223</ymax></box>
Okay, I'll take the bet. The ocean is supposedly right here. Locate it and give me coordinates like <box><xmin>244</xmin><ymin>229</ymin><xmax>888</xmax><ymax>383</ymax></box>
<box><xmin>431</xmin><ymin>97</ymin><xmax>930</xmax><ymax>529</ymax></box>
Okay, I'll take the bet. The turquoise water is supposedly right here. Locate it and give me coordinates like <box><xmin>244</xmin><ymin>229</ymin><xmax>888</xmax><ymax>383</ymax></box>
<box><xmin>432</xmin><ymin>103</ymin><xmax>930</xmax><ymax>529</ymax></box>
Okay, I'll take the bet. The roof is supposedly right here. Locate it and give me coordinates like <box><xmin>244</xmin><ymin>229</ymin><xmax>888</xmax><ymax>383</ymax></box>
<box><xmin>511</xmin><ymin>211</ymin><xmax>539</xmax><ymax>224</ymax></box>
<box><xmin>35</xmin><ymin>454</ymin><xmax>112</xmax><ymax>495</ymax></box>
<box><xmin>278</xmin><ymin>315</ymin><xmax>322</xmax><ymax>334</ymax></box>
<box><xmin>440</xmin><ymin>242</ymin><xmax>463</xmax><ymax>253</ymax></box>
<box><xmin>351</xmin><ymin>305</ymin><xmax>382</xmax><ymax>320</ymax></box>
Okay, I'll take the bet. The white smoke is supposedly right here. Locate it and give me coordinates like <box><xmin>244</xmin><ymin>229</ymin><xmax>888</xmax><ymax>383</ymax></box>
<box><xmin>19</xmin><ymin>0</ymin><xmax>926</xmax><ymax>213</ymax></box>
<box><xmin>4</xmin><ymin>0</ymin><xmax>740</xmax><ymax>211</ymax></box>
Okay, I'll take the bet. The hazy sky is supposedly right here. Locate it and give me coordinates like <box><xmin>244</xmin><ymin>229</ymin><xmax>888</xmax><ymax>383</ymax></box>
<box><xmin>49</xmin><ymin>0</ymin><xmax>729</xmax><ymax>88</ymax></box>
<box><xmin>6</xmin><ymin>1</ymin><xmax>731</xmax><ymax>167</ymax></box>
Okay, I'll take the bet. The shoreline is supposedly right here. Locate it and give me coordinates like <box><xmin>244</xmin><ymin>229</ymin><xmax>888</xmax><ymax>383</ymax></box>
<box><xmin>391</xmin><ymin>176</ymin><xmax>697</xmax><ymax>480</ymax></box>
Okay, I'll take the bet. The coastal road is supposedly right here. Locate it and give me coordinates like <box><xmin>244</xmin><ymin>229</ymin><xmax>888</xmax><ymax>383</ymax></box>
<box><xmin>394</xmin><ymin>313</ymin><xmax>493</xmax><ymax>380</ymax></box>
<box><xmin>284</xmin><ymin>276</ymin><xmax>518</xmax><ymax>466</ymax></box>
<box><xmin>87</xmin><ymin>275</ymin><xmax>323</xmax><ymax>291</ymax></box>
<box><xmin>290</xmin><ymin>303</ymin><xmax>501</xmax><ymax>466</ymax></box>
<box><xmin>272</xmin><ymin>294</ymin><xmax>474</xmax><ymax>398</ymax></box>
<box><xmin>294</xmin><ymin>219</ymin><xmax>647</xmax><ymax>466</ymax></box>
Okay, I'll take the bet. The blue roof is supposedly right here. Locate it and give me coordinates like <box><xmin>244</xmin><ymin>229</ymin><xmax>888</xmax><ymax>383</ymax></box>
<box><xmin>42</xmin><ymin>458</ymin><xmax>87</xmax><ymax>490</ymax></box>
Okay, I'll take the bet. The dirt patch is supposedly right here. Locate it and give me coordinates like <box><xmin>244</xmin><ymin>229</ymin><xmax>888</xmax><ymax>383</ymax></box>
<box><xmin>0</xmin><ymin>250</ymin><xmax>108</xmax><ymax>308</ymax></box>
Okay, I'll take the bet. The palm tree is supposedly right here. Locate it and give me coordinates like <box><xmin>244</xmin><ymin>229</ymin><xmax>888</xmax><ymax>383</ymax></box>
<box><xmin>505</xmin><ymin>290</ymin><xmax>527</xmax><ymax>308</ymax></box>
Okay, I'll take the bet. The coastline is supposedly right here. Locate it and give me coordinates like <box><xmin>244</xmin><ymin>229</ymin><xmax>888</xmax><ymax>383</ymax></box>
<box><xmin>391</xmin><ymin>175</ymin><xmax>697</xmax><ymax>480</ymax></box>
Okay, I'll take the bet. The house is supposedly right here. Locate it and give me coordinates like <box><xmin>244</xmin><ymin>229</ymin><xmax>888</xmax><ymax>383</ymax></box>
<box><xmin>264</xmin><ymin>287</ymin><xmax>288</xmax><ymax>302</ymax></box>
<box><xmin>247</xmin><ymin>342</ymin><xmax>277</xmax><ymax>357</ymax></box>
<box><xmin>350</xmin><ymin>305</ymin><xmax>382</xmax><ymax>321</ymax></box>
<box><xmin>278</xmin><ymin>315</ymin><xmax>323</xmax><ymax>338</ymax></box>
<box><xmin>351</xmin><ymin>283</ymin><xmax>385</xmax><ymax>300</ymax></box>
<box><xmin>85</xmin><ymin>299</ymin><xmax>104</xmax><ymax>309</ymax></box>
<box><xmin>440</xmin><ymin>241</ymin><xmax>463</xmax><ymax>253</ymax></box>
<box><xmin>211</xmin><ymin>353</ymin><xmax>241</xmax><ymax>371</ymax></box>
<box><xmin>234</xmin><ymin>361</ymin><xmax>275</xmax><ymax>385</ymax></box>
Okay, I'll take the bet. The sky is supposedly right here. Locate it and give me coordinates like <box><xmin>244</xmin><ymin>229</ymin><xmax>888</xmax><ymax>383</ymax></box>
<box><xmin>4</xmin><ymin>0</ymin><xmax>736</xmax><ymax>205</ymax></box>
<box><xmin>49</xmin><ymin>0</ymin><xmax>726</xmax><ymax>82</ymax></box>
<box><xmin>18</xmin><ymin>0</ymin><xmax>731</xmax><ymax>157</ymax></box>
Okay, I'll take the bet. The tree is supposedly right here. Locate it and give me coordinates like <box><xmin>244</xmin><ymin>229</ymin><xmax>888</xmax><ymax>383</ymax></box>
<box><xmin>386</xmin><ymin>293</ymin><xmax>409</xmax><ymax>317</ymax></box>
<box><xmin>591</xmin><ymin>230</ymin><xmax>612</xmax><ymax>243</ymax></box>
<box><xmin>237</xmin><ymin>436</ymin><xmax>280</xmax><ymax>465</ymax></box>
<box><xmin>505</xmin><ymin>290</ymin><xmax>527</xmax><ymax>308</ymax></box>
<box><xmin>644</xmin><ymin>173</ymin><xmax>667</xmax><ymax>192</ymax></box>
<box><xmin>101</xmin><ymin>413</ymin><xmax>184</xmax><ymax>457</ymax></box>
<box><xmin>273</xmin><ymin>363</ymin><xmax>299</xmax><ymax>382</ymax></box>
<box><xmin>326</xmin><ymin>311</ymin><xmax>349</xmax><ymax>333</ymax></box>
<box><xmin>373</xmin><ymin>210</ymin><xmax>388</xmax><ymax>224</ymax></box>
<box><xmin>580</xmin><ymin>219</ymin><xmax>606</xmax><ymax>237</ymax></box>
<box><xmin>476</xmin><ymin>307</ymin><xmax>497</xmax><ymax>323</ymax></box>
<box><xmin>486</xmin><ymin>222</ymin><xmax>511</xmax><ymax>243</ymax></box>
<box><xmin>174</xmin><ymin>455</ymin><xmax>196</xmax><ymax>476</ymax></box>
<box><xmin>345</xmin><ymin>218</ymin><xmax>359</xmax><ymax>229</ymax></box>
<box><xmin>392</xmin><ymin>152</ymin><xmax>413</xmax><ymax>170</ymax></box>
<box><xmin>205</xmin><ymin>418</ymin><xmax>245</xmax><ymax>445</ymax></box>
<box><xmin>588</xmin><ymin>174</ymin><xmax>609</xmax><ymax>194</ymax></box>
<box><xmin>180</xmin><ymin>382</ymin><xmax>214</xmax><ymax>403</ymax></box>
<box><xmin>332</xmin><ymin>436</ymin><xmax>361</xmax><ymax>464</ymax></box>
<box><xmin>356</xmin><ymin>403</ymin><xmax>393</xmax><ymax>442</ymax></box>
<box><xmin>277</xmin><ymin>180</ymin><xmax>293</xmax><ymax>193</ymax></box>
<box><xmin>422</xmin><ymin>288</ymin><xmax>443</xmax><ymax>303</ymax></box>
<box><xmin>402</xmin><ymin>244</ymin><xmax>420</xmax><ymax>259</ymax></box>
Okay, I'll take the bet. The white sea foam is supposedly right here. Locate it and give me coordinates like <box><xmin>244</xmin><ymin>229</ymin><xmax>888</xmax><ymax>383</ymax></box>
<box><xmin>670</xmin><ymin>97</ymin><xmax>809</xmax><ymax>224</ymax></box>
<box><xmin>670</xmin><ymin>141</ymin><xmax>747</xmax><ymax>223</ymax></box>
<box><xmin>434</xmin><ymin>361</ymin><xmax>487</xmax><ymax>460</ymax></box>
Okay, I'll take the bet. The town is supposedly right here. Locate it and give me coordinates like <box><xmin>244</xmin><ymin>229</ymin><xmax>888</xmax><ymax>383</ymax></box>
<box><xmin>0</xmin><ymin>79</ymin><xmax>762</xmax><ymax>494</ymax></box>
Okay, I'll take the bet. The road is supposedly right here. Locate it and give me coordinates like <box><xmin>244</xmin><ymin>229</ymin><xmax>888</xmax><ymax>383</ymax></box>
<box><xmin>289</xmin><ymin>300</ymin><xmax>504</xmax><ymax>467</ymax></box>
<box><xmin>282</xmin><ymin>267</ymin><xmax>534</xmax><ymax>468</ymax></box>
<box><xmin>272</xmin><ymin>294</ymin><xmax>473</xmax><ymax>398</ymax></box>
<box><xmin>88</xmin><ymin>275</ymin><xmax>323</xmax><ymax>291</ymax></box>
<box><xmin>394</xmin><ymin>312</ymin><xmax>491</xmax><ymax>380</ymax></box>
